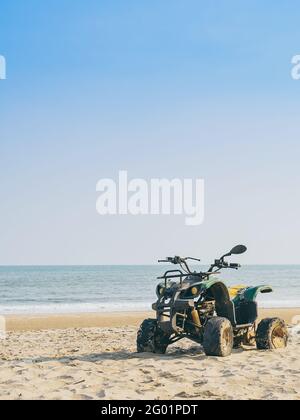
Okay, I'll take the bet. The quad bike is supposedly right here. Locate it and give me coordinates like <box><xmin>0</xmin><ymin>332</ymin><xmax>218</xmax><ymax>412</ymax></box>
<box><xmin>137</xmin><ymin>245</ymin><xmax>288</xmax><ymax>357</ymax></box>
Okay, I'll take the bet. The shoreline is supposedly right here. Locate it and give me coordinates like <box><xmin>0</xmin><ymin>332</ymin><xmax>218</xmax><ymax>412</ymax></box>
<box><xmin>4</xmin><ymin>308</ymin><xmax>300</xmax><ymax>332</ymax></box>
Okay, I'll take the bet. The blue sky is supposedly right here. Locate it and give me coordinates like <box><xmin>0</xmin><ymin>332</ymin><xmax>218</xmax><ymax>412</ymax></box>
<box><xmin>0</xmin><ymin>1</ymin><xmax>300</xmax><ymax>264</ymax></box>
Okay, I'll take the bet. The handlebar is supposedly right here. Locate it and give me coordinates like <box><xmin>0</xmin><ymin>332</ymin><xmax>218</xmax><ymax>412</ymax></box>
<box><xmin>158</xmin><ymin>254</ymin><xmax>241</xmax><ymax>280</ymax></box>
<box><xmin>207</xmin><ymin>259</ymin><xmax>241</xmax><ymax>273</ymax></box>
<box><xmin>158</xmin><ymin>256</ymin><xmax>201</xmax><ymax>275</ymax></box>
<box><xmin>229</xmin><ymin>263</ymin><xmax>241</xmax><ymax>269</ymax></box>
<box><xmin>216</xmin><ymin>261</ymin><xmax>240</xmax><ymax>269</ymax></box>
<box><xmin>157</xmin><ymin>247</ymin><xmax>245</xmax><ymax>282</ymax></box>
<box><xmin>158</xmin><ymin>257</ymin><xmax>177</xmax><ymax>263</ymax></box>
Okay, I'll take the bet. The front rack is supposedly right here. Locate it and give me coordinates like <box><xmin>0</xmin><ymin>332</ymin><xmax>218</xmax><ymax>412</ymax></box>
<box><xmin>157</xmin><ymin>269</ymin><xmax>220</xmax><ymax>286</ymax></box>
<box><xmin>157</xmin><ymin>270</ymin><xmax>203</xmax><ymax>286</ymax></box>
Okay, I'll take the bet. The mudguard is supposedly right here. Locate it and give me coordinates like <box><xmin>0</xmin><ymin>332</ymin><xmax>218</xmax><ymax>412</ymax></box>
<box><xmin>199</xmin><ymin>279</ymin><xmax>235</xmax><ymax>324</ymax></box>
<box><xmin>233</xmin><ymin>285</ymin><xmax>273</xmax><ymax>304</ymax></box>
<box><xmin>199</xmin><ymin>278</ymin><xmax>229</xmax><ymax>295</ymax></box>
<box><xmin>191</xmin><ymin>279</ymin><xmax>272</xmax><ymax>304</ymax></box>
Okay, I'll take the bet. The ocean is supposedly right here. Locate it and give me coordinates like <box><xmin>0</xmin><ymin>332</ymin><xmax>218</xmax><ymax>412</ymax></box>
<box><xmin>0</xmin><ymin>265</ymin><xmax>300</xmax><ymax>315</ymax></box>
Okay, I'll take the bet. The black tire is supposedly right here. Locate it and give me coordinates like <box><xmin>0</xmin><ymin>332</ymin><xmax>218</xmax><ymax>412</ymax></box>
<box><xmin>137</xmin><ymin>319</ymin><xmax>170</xmax><ymax>354</ymax></box>
<box><xmin>256</xmin><ymin>318</ymin><xmax>288</xmax><ymax>350</ymax></box>
<box><xmin>203</xmin><ymin>317</ymin><xmax>234</xmax><ymax>357</ymax></box>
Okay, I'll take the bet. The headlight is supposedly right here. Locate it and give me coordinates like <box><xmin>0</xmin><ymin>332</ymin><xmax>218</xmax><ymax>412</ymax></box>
<box><xmin>157</xmin><ymin>285</ymin><xmax>165</xmax><ymax>296</ymax></box>
<box><xmin>191</xmin><ymin>287</ymin><xmax>198</xmax><ymax>296</ymax></box>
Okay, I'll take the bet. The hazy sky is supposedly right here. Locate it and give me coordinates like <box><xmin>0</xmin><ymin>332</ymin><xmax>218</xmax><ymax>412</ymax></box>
<box><xmin>1</xmin><ymin>1</ymin><xmax>300</xmax><ymax>264</ymax></box>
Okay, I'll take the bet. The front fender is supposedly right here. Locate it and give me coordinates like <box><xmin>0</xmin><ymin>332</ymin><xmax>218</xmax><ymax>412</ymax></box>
<box><xmin>200</xmin><ymin>279</ymin><xmax>231</xmax><ymax>302</ymax></box>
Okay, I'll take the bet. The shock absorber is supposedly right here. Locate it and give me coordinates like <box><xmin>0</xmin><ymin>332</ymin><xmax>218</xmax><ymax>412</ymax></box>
<box><xmin>191</xmin><ymin>308</ymin><xmax>201</xmax><ymax>330</ymax></box>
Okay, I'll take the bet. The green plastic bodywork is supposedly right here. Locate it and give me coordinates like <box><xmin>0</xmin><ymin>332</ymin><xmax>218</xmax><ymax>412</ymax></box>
<box><xmin>235</xmin><ymin>285</ymin><xmax>273</xmax><ymax>302</ymax></box>
<box><xmin>159</xmin><ymin>277</ymin><xmax>273</xmax><ymax>303</ymax></box>
<box><xmin>198</xmin><ymin>278</ymin><xmax>273</xmax><ymax>302</ymax></box>
<box><xmin>199</xmin><ymin>278</ymin><xmax>227</xmax><ymax>292</ymax></box>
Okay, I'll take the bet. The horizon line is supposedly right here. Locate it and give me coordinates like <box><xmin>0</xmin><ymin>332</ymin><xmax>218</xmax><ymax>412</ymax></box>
<box><xmin>1</xmin><ymin>263</ymin><xmax>300</xmax><ymax>267</ymax></box>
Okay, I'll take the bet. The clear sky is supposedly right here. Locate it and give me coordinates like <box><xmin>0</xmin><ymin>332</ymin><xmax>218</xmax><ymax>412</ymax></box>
<box><xmin>0</xmin><ymin>0</ymin><xmax>300</xmax><ymax>264</ymax></box>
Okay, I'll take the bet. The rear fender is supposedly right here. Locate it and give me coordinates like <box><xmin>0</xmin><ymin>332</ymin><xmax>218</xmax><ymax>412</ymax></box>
<box><xmin>235</xmin><ymin>285</ymin><xmax>273</xmax><ymax>303</ymax></box>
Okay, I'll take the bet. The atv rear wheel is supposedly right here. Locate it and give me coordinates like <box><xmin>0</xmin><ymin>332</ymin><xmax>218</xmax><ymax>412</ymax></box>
<box><xmin>137</xmin><ymin>319</ymin><xmax>170</xmax><ymax>354</ymax></box>
<box><xmin>203</xmin><ymin>317</ymin><xmax>234</xmax><ymax>357</ymax></box>
<box><xmin>256</xmin><ymin>318</ymin><xmax>288</xmax><ymax>350</ymax></box>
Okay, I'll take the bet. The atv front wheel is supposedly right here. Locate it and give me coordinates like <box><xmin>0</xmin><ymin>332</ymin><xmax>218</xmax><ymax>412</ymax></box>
<box><xmin>203</xmin><ymin>317</ymin><xmax>234</xmax><ymax>357</ymax></box>
<box><xmin>256</xmin><ymin>318</ymin><xmax>288</xmax><ymax>350</ymax></box>
<box><xmin>137</xmin><ymin>319</ymin><xmax>170</xmax><ymax>354</ymax></box>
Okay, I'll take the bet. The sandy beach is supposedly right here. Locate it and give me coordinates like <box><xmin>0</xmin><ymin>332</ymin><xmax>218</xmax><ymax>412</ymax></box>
<box><xmin>0</xmin><ymin>308</ymin><xmax>299</xmax><ymax>400</ymax></box>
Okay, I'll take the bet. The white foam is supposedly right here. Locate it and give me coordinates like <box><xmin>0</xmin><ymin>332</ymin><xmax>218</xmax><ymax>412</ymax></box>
<box><xmin>0</xmin><ymin>301</ymin><xmax>153</xmax><ymax>315</ymax></box>
<box><xmin>1</xmin><ymin>299</ymin><xmax>300</xmax><ymax>315</ymax></box>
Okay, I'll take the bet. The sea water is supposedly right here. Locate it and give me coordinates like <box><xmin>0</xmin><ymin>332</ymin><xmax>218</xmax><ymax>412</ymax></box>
<box><xmin>0</xmin><ymin>265</ymin><xmax>299</xmax><ymax>315</ymax></box>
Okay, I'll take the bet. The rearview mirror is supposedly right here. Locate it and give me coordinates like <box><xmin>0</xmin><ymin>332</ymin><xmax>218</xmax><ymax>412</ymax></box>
<box><xmin>230</xmin><ymin>245</ymin><xmax>247</xmax><ymax>255</ymax></box>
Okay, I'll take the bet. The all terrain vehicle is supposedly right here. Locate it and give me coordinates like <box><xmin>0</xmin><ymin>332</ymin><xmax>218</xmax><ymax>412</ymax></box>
<box><xmin>137</xmin><ymin>245</ymin><xmax>288</xmax><ymax>357</ymax></box>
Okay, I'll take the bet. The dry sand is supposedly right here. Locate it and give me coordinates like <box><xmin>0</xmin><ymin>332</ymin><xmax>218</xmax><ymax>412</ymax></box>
<box><xmin>0</xmin><ymin>309</ymin><xmax>299</xmax><ymax>400</ymax></box>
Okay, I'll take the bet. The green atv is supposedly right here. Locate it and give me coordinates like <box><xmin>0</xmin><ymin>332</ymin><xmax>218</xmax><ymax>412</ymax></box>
<box><xmin>137</xmin><ymin>245</ymin><xmax>288</xmax><ymax>357</ymax></box>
